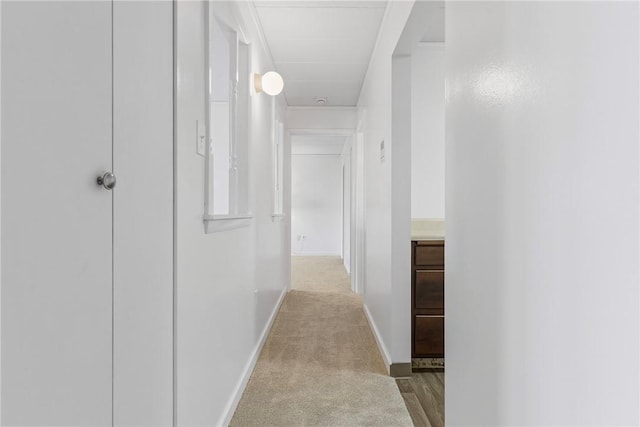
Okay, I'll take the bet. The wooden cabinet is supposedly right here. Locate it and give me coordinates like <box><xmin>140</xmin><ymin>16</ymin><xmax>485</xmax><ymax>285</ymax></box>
<box><xmin>412</xmin><ymin>240</ymin><xmax>444</xmax><ymax>358</ymax></box>
<box><xmin>415</xmin><ymin>270</ymin><xmax>444</xmax><ymax>312</ymax></box>
<box><xmin>414</xmin><ymin>244</ymin><xmax>444</xmax><ymax>268</ymax></box>
<box><xmin>414</xmin><ymin>316</ymin><xmax>444</xmax><ymax>357</ymax></box>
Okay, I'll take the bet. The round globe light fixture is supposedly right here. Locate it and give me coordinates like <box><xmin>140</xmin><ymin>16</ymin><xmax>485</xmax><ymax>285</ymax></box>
<box><xmin>254</xmin><ymin>71</ymin><xmax>284</xmax><ymax>96</ymax></box>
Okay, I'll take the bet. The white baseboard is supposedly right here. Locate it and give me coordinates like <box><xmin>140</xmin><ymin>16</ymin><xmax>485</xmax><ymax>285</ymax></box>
<box><xmin>363</xmin><ymin>303</ymin><xmax>391</xmax><ymax>375</ymax></box>
<box><xmin>218</xmin><ymin>286</ymin><xmax>288</xmax><ymax>426</ymax></box>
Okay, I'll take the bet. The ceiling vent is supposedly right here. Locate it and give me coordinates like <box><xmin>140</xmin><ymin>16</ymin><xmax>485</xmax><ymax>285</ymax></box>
<box><xmin>314</xmin><ymin>97</ymin><xmax>328</xmax><ymax>106</ymax></box>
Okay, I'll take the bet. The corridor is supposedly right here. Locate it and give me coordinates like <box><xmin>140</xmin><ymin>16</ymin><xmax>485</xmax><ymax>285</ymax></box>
<box><xmin>231</xmin><ymin>257</ymin><xmax>412</xmax><ymax>426</ymax></box>
<box><xmin>1</xmin><ymin>1</ymin><xmax>638</xmax><ymax>425</ymax></box>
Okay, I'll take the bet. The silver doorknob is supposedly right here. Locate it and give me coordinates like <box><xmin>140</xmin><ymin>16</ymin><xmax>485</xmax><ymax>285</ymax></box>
<box><xmin>97</xmin><ymin>172</ymin><xmax>116</xmax><ymax>190</ymax></box>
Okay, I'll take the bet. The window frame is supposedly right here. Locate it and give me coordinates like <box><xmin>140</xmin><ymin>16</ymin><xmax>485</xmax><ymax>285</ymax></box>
<box><xmin>203</xmin><ymin>2</ymin><xmax>253</xmax><ymax>233</ymax></box>
<box><xmin>272</xmin><ymin>103</ymin><xmax>285</xmax><ymax>219</ymax></box>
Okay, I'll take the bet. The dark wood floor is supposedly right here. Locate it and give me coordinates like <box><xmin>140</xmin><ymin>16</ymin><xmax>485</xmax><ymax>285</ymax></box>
<box><xmin>396</xmin><ymin>371</ymin><xmax>444</xmax><ymax>427</ymax></box>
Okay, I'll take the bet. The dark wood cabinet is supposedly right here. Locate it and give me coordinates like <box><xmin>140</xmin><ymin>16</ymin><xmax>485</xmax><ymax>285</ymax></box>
<box><xmin>414</xmin><ymin>316</ymin><xmax>444</xmax><ymax>357</ymax></box>
<box><xmin>415</xmin><ymin>270</ymin><xmax>444</xmax><ymax>313</ymax></box>
<box><xmin>412</xmin><ymin>240</ymin><xmax>444</xmax><ymax>359</ymax></box>
<box><xmin>414</xmin><ymin>244</ymin><xmax>444</xmax><ymax>268</ymax></box>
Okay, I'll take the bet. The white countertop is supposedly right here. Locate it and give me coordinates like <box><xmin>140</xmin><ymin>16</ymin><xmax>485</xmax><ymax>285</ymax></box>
<box><xmin>411</xmin><ymin>219</ymin><xmax>445</xmax><ymax>241</ymax></box>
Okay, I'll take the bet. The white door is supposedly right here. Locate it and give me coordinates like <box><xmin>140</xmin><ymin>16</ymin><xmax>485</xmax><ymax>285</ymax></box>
<box><xmin>2</xmin><ymin>1</ymin><xmax>114</xmax><ymax>425</ymax></box>
<box><xmin>112</xmin><ymin>2</ymin><xmax>174</xmax><ymax>426</ymax></box>
<box><xmin>1</xmin><ymin>2</ymin><xmax>174</xmax><ymax>425</ymax></box>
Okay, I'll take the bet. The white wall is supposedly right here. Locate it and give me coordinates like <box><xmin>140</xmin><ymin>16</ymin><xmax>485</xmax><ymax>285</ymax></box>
<box><xmin>446</xmin><ymin>2</ymin><xmax>639</xmax><ymax>425</ymax></box>
<box><xmin>175</xmin><ymin>2</ymin><xmax>290</xmax><ymax>425</ymax></box>
<box><xmin>356</xmin><ymin>0</ymin><xmax>414</xmax><ymax>368</ymax></box>
<box><xmin>390</xmin><ymin>53</ymin><xmax>412</xmax><ymax>369</ymax></box>
<box><xmin>291</xmin><ymin>147</ymin><xmax>342</xmax><ymax>256</ymax></box>
<box><xmin>411</xmin><ymin>43</ymin><xmax>444</xmax><ymax>219</ymax></box>
<box><xmin>287</xmin><ymin>106</ymin><xmax>357</xmax><ymax>131</ymax></box>
<box><xmin>287</xmin><ymin>108</ymin><xmax>357</xmax><ymax>264</ymax></box>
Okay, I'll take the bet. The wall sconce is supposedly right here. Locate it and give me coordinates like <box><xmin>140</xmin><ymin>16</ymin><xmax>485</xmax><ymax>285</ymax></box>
<box><xmin>254</xmin><ymin>71</ymin><xmax>284</xmax><ymax>96</ymax></box>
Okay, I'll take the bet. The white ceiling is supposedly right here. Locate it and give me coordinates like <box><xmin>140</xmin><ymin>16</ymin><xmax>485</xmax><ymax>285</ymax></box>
<box><xmin>253</xmin><ymin>0</ymin><xmax>387</xmax><ymax>107</ymax></box>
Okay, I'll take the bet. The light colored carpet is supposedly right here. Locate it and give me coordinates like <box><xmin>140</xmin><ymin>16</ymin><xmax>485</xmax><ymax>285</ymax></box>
<box><xmin>230</xmin><ymin>256</ymin><xmax>413</xmax><ymax>427</ymax></box>
<box><xmin>291</xmin><ymin>256</ymin><xmax>352</xmax><ymax>294</ymax></box>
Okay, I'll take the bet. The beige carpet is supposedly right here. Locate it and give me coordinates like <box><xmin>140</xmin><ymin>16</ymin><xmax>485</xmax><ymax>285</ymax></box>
<box><xmin>230</xmin><ymin>256</ymin><xmax>413</xmax><ymax>427</ymax></box>
<box><xmin>291</xmin><ymin>256</ymin><xmax>353</xmax><ymax>294</ymax></box>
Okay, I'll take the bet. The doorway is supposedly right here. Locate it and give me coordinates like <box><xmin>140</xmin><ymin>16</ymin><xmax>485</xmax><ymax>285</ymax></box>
<box><xmin>289</xmin><ymin>131</ymin><xmax>356</xmax><ymax>292</ymax></box>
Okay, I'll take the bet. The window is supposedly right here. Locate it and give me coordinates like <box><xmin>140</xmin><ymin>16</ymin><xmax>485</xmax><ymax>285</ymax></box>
<box><xmin>204</xmin><ymin>4</ymin><xmax>251</xmax><ymax>229</ymax></box>
<box><xmin>272</xmin><ymin>111</ymin><xmax>284</xmax><ymax>216</ymax></box>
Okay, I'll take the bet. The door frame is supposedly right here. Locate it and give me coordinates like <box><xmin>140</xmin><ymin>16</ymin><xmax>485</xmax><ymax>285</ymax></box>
<box><xmin>287</xmin><ymin>128</ymin><xmax>358</xmax><ymax>293</ymax></box>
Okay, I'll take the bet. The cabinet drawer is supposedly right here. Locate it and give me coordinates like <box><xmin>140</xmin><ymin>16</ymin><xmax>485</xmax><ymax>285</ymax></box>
<box><xmin>414</xmin><ymin>244</ymin><xmax>444</xmax><ymax>267</ymax></box>
<box><xmin>414</xmin><ymin>316</ymin><xmax>444</xmax><ymax>357</ymax></box>
<box><xmin>415</xmin><ymin>270</ymin><xmax>444</xmax><ymax>313</ymax></box>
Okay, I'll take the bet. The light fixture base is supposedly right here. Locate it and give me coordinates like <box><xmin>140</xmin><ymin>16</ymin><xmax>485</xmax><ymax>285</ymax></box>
<box><xmin>253</xmin><ymin>73</ymin><xmax>263</xmax><ymax>94</ymax></box>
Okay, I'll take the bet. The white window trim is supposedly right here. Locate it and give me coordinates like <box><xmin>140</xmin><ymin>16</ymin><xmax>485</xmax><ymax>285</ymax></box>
<box><xmin>204</xmin><ymin>214</ymin><xmax>254</xmax><ymax>233</ymax></box>
<box><xmin>272</xmin><ymin>102</ymin><xmax>285</xmax><ymax>218</ymax></box>
<box><xmin>203</xmin><ymin>2</ymin><xmax>253</xmax><ymax>234</ymax></box>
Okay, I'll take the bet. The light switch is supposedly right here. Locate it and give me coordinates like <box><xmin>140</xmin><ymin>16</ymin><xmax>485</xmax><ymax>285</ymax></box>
<box><xmin>196</xmin><ymin>120</ymin><xmax>206</xmax><ymax>157</ymax></box>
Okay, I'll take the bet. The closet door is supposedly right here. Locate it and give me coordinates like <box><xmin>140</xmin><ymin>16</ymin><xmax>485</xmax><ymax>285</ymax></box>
<box><xmin>1</xmin><ymin>1</ymin><xmax>113</xmax><ymax>425</ymax></box>
<box><xmin>112</xmin><ymin>2</ymin><xmax>174</xmax><ymax>425</ymax></box>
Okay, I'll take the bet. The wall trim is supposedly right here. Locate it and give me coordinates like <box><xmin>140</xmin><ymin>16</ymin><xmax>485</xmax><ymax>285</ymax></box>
<box><xmin>218</xmin><ymin>286</ymin><xmax>288</xmax><ymax>427</ymax></box>
<box><xmin>363</xmin><ymin>303</ymin><xmax>391</xmax><ymax>375</ymax></box>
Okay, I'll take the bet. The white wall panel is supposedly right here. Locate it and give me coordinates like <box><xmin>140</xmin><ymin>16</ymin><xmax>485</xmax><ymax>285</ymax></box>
<box><xmin>356</xmin><ymin>0</ymin><xmax>414</xmax><ymax>367</ymax></box>
<box><xmin>175</xmin><ymin>2</ymin><xmax>290</xmax><ymax>425</ymax></box>
<box><xmin>292</xmin><ymin>137</ymin><xmax>345</xmax><ymax>155</ymax></box>
<box><xmin>411</xmin><ymin>44</ymin><xmax>445</xmax><ymax>219</ymax></box>
<box><xmin>390</xmin><ymin>54</ymin><xmax>412</xmax><ymax>365</ymax></box>
<box><xmin>446</xmin><ymin>2</ymin><xmax>639</xmax><ymax>425</ymax></box>
<box><xmin>291</xmin><ymin>154</ymin><xmax>342</xmax><ymax>256</ymax></box>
